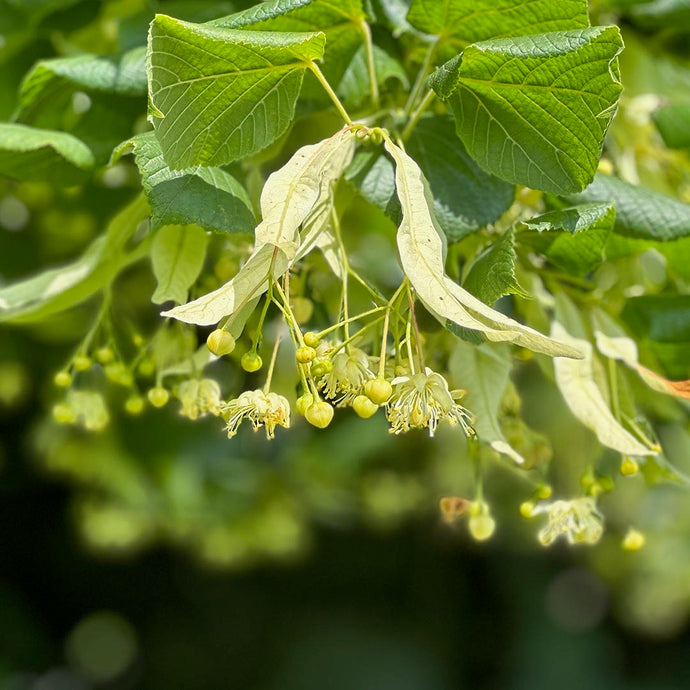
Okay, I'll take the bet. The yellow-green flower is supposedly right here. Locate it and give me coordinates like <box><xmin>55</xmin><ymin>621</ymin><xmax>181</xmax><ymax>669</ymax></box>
<box><xmin>177</xmin><ymin>379</ymin><xmax>222</xmax><ymax>420</ymax></box>
<box><xmin>532</xmin><ymin>497</ymin><xmax>604</xmax><ymax>546</ymax></box>
<box><xmin>385</xmin><ymin>367</ymin><xmax>474</xmax><ymax>437</ymax></box>
<box><xmin>318</xmin><ymin>347</ymin><xmax>373</xmax><ymax>405</ymax></box>
<box><xmin>222</xmin><ymin>389</ymin><xmax>290</xmax><ymax>439</ymax></box>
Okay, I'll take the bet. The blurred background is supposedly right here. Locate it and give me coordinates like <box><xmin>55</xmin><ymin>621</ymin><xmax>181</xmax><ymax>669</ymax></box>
<box><xmin>2</xmin><ymin>0</ymin><xmax>690</xmax><ymax>688</ymax></box>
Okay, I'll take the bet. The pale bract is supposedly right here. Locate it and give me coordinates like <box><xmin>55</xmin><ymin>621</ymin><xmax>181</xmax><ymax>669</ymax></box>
<box><xmin>163</xmin><ymin>128</ymin><xmax>357</xmax><ymax>326</ymax></box>
<box><xmin>552</xmin><ymin>322</ymin><xmax>658</xmax><ymax>456</ymax></box>
<box><xmin>383</xmin><ymin>139</ymin><xmax>583</xmax><ymax>359</ymax></box>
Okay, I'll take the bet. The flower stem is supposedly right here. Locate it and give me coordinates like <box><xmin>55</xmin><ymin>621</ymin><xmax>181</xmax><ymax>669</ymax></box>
<box><xmin>359</xmin><ymin>18</ymin><xmax>380</xmax><ymax>108</ymax></box>
<box><xmin>309</xmin><ymin>62</ymin><xmax>353</xmax><ymax>125</ymax></box>
<box><xmin>401</xmin><ymin>89</ymin><xmax>435</xmax><ymax>141</ymax></box>
<box><xmin>263</xmin><ymin>336</ymin><xmax>282</xmax><ymax>393</ymax></box>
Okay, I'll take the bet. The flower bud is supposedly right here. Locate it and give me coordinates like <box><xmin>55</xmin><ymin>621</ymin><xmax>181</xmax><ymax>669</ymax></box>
<box><xmin>147</xmin><ymin>386</ymin><xmax>169</xmax><ymax>408</ymax></box>
<box><xmin>96</xmin><ymin>346</ymin><xmax>114</xmax><ymax>364</ymax></box>
<box><xmin>622</xmin><ymin>528</ymin><xmax>645</xmax><ymax>551</ymax></box>
<box><xmin>124</xmin><ymin>395</ymin><xmax>145</xmax><ymax>415</ymax></box>
<box><xmin>305</xmin><ymin>401</ymin><xmax>334</xmax><ymax>429</ymax></box>
<box><xmin>295</xmin><ymin>394</ymin><xmax>313</xmax><ymax>417</ymax></box>
<box><xmin>353</xmin><ymin>395</ymin><xmax>378</xmax><ymax>419</ymax></box>
<box><xmin>207</xmin><ymin>329</ymin><xmax>235</xmax><ymax>356</ymax></box>
<box><xmin>303</xmin><ymin>331</ymin><xmax>320</xmax><ymax>348</ymax></box>
<box><xmin>310</xmin><ymin>357</ymin><xmax>333</xmax><ymax>377</ymax></box>
<box><xmin>520</xmin><ymin>501</ymin><xmax>535</xmax><ymax>519</ymax></box>
<box><xmin>469</xmin><ymin>513</ymin><xmax>496</xmax><ymax>542</ymax></box>
<box><xmin>52</xmin><ymin>402</ymin><xmax>76</xmax><ymax>425</ymax></box>
<box><xmin>296</xmin><ymin>346</ymin><xmax>316</xmax><ymax>364</ymax></box>
<box><xmin>620</xmin><ymin>457</ymin><xmax>639</xmax><ymax>476</ymax></box>
<box><xmin>138</xmin><ymin>358</ymin><xmax>155</xmax><ymax>377</ymax></box>
<box><xmin>54</xmin><ymin>371</ymin><xmax>72</xmax><ymax>388</ymax></box>
<box><xmin>105</xmin><ymin>362</ymin><xmax>133</xmax><ymax>387</ymax></box>
<box><xmin>73</xmin><ymin>355</ymin><xmax>92</xmax><ymax>372</ymax></box>
<box><xmin>241</xmin><ymin>351</ymin><xmax>263</xmax><ymax>372</ymax></box>
<box><xmin>291</xmin><ymin>297</ymin><xmax>313</xmax><ymax>324</ymax></box>
<box><xmin>364</xmin><ymin>378</ymin><xmax>393</xmax><ymax>405</ymax></box>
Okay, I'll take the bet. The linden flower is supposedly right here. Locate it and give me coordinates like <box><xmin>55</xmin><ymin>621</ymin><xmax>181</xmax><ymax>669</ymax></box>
<box><xmin>385</xmin><ymin>367</ymin><xmax>474</xmax><ymax>437</ymax></box>
<box><xmin>177</xmin><ymin>378</ymin><xmax>222</xmax><ymax>420</ymax></box>
<box><xmin>222</xmin><ymin>389</ymin><xmax>290</xmax><ymax>439</ymax></box>
<box><xmin>319</xmin><ymin>347</ymin><xmax>374</xmax><ymax>405</ymax></box>
<box><xmin>532</xmin><ymin>497</ymin><xmax>604</xmax><ymax>546</ymax></box>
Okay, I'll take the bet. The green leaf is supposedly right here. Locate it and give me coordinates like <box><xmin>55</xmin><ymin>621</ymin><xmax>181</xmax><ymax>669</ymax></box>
<box><xmin>151</xmin><ymin>225</ymin><xmax>209</xmax><ymax>305</ymax></box>
<box><xmin>384</xmin><ymin>138</ymin><xmax>583</xmax><ymax>358</ymax></box>
<box><xmin>0</xmin><ymin>122</ymin><xmax>94</xmax><ymax>185</ymax></box>
<box><xmin>551</xmin><ymin>322</ymin><xmax>658</xmax><ymax>456</ymax></box>
<box><xmin>112</xmin><ymin>132</ymin><xmax>255</xmax><ymax>234</ymax></box>
<box><xmin>147</xmin><ymin>14</ymin><xmax>326</xmax><ymax>169</ymax></box>
<box><xmin>406</xmin><ymin>115</ymin><xmax>515</xmax><ymax>242</ymax></box>
<box><xmin>622</xmin><ymin>295</ymin><xmax>690</xmax><ymax>344</ymax></box>
<box><xmin>211</xmin><ymin>0</ymin><xmax>366</xmax><ymax>92</ymax></box>
<box><xmin>463</xmin><ymin>229</ymin><xmax>525</xmax><ymax>305</ymax></box>
<box><xmin>0</xmin><ymin>196</ymin><xmax>150</xmax><ymax>323</ymax></box>
<box><xmin>164</xmin><ymin>129</ymin><xmax>356</xmax><ymax>325</ymax></box>
<box><xmin>430</xmin><ymin>27</ymin><xmax>624</xmax><ymax>194</ymax></box>
<box><xmin>345</xmin><ymin>149</ymin><xmax>401</xmax><ymax>224</ymax></box>
<box><xmin>338</xmin><ymin>44</ymin><xmax>409</xmax><ymax>108</ymax></box>
<box><xmin>653</xmin><ymin>104</ymin><xmax>690</xmax><ymax>149</ymax></box>
<box><xmin>640</xmin><ymin>452</ymin><xmax>690</xmax><ymax>487</ymax></box>
<box><xmin>518</xmin><ymin>202</ymin><xmax>615</xmax><ymax>276</ymax></box>
<box><xmin>407</xmin><ymin>0</ymin><xmax>590</xmax><ymax>53</ymax></box>
<box><xmin>566</xmin><ymin>172</ymin><xmax>690</xmax><ymax>240</ymax></box>
<box><xmin>448</xmin><ymin>340</ymin><xmax>525</xmax><ymax>464</ymax></box>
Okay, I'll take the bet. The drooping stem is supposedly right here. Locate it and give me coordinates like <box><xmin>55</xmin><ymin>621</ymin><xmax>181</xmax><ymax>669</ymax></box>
<box><xmin>331</xmin><ymin>207</ymin><xmax>351</xmax><ymax>350</ymax></box>
<box><xmin>401</xmin><ymin>89</ymin><xmax>435</xmax><ymax>141</ymax></box>
<box><xmin>404</xmin><ymin>39</ymin><xmax>437</xmax><ymax>115</ymax></box>
<box><xmin>407</xmin><ymin>288</ymin><xmax>426</xmax><ymax>371</ymax></box>
<box><xmin>309</xmin><ymin>62</ymin><xmax>353</xmax><ymax>125</ymax></box>
<box><xmin>263</xmin><ymin>336</ymin><xmax>282</xmax><ymax>393</ymax></box>
<box><xmin>377</xmin><ymin>308</ymin><xmax>390</xmax><ymax>379</ymax></box>
<box><xmin>359</xmin><ymin>18</ymin><xmax>380</xmax><ymax>108</ymax></box>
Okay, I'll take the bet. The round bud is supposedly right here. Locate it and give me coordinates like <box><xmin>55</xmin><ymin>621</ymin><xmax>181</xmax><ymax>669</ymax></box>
<box><xmin>310</xmin><ymin>357</ymin><xmax>333</xmax><ymax>377</ymax></box>
<box><xmin>620</xmin><ymin>457</ymin><xmax>639</xmax><ymax>476</ymax></box>
<box><xmin>519</xmin><ymin>501</ymin><xmax>535</xmax><ymax>519</ymax></box>
<box><xmin>241</xmin><ymin>351</ymin><xmax>263</xmax><ymax>372</ymax></box>
<box><xmin>147</xmin><ymin>387</ymin><xmax>169</xmax><ymax>408</ymax></box>
<box><xmin>535</xmin><ymin>484</ymin><xmax>552</xmax><ymax>500</ymax></box>
<box><xmin>132</xmin><ymin>333</ymin><xmax>145</xmax><ymax>348</ymax></box>
<box><xmin>138</xmin><ymin>359</ymin><xmax>155</xmax><ymax>377</ymax></box>
<box><xmin>73</xmin><ymin>355</ymin><xmax>92</xmax><ymax>372</ymax></box>
<box><xmin>291</xmin><ymin>297</ymin><xmax>314</xmax><ymax>325</ymax></box>
<box><xmin>469</xmin><ymin>514</ymin><xmax>496</xmax><ymax>542</ymax></box>
<box><xmin>353</xmin><ymin>395</ymin><xmax>378</xmax><ymax>419</ymax></box>
<box><xmin>296</xmin><ymin>393</ymin><xmax>314</xmax><ymax>416</ymax></box>
<box><xmin>207</xmin><ymin>329</ymin><xmax>235</xmax><ymax>357</ymax></box>
<box><xmin>96</xmin><ymin>346</ymin><xmax>115</xmax><ymax>364</ymax></box>
<box><xmin>303</xmin><ymin>331</ymin><xmax>320</xmax><ymax>348</ymax></box>
<box><xmin>105</xmin><ymin>363</ymin><xmax>133</xmax><ymax>387</ymax></box>
<box><xmin>622</xmin><ymin>529</ymin><xmax>645</xmax><ymax>552</ymax></box>
<box><xmin>124</xmin><ymin>395</ymin><xmax>145</xmax><ymax>415</ymax></box>
<box><xmin>52</xmin><ymin>402</ymin><xmax>76</xmax><ymax>425</ymax></box>
<box><xmin>296</xmin><ymin>346</ymin><xmax>316</xmax><ymax>364</ymax></box>
<box><xmin>364</xmin><ymin>378</ymin><xmax>393</xmax><ymax>405</ymax></box>
<box><xmin>305</xmin><ymin>401</ymin><xmax>334</xmax><ymax>429</ymax></box>
<box><xmin>597</xmin><ymin>158</ymin><xmax>614</xmax><ymax>175</ymax></box>
<box><xmin>54</xmin><ymin>371</ymin><xmax>72</xmax><ymax>388</ymax></box>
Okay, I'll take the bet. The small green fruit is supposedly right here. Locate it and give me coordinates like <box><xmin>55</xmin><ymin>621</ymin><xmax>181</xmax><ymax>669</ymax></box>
<box><xmin>241</xmin><ymin>351</ymin><xmax>263</xmax><ymax>373</ymax></box>
<box><xmin>124</xmin><ymin>395</ymin><xmax>145</xmax><ymax>415</ymax></box>
<box><xmin>54</xmin><ymin>371</ymin><xmax>72</xmax><ymax>388</ymax></box>
<box><xmin>207</xmin><ymin>329</ymin><xmax>235</xmax><ymax>356</ymax></box>
<box><xmin>73</xmin><ymin>355</ymin><xmax>92</xmax><ymax>372</ymax></box>
<box><xmin>96</xmin><ymin>346</ymin><xmax>115</xmax><ymax>364</ymax></box>
<box><xmin>147</xmin><ymin>387</ymin><xmax>169</xmax><ymax>408</ymax></box>
<box><xmin>305</xmin><ymin>401</ymin><xmax>334</xmax><ymax>429</ymax></box>
<box><xmin>303</xmin><ymin>331</ymin><xmax>320</xmax><ymax>348</ymax></box>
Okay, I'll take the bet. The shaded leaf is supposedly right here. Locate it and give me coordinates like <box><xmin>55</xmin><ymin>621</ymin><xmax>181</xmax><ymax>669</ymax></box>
<box><xmin>0</xmin><ymin>122</ymin><xmax>94</xmax><ymax>185</ymax></box>
<box><xmin>653</xmin><ymin>104</ymin><xmax>690</xmax><ymax>149</ymax></box>
<box><xmin>113</xmin><ymin>132</ymin><xmax>255</xmax><ymax>234</ymax></box>
<box><xmin>518</xmin><ymin>202</ymin><xmax>615</xmax><ymax>276</ymax></box>
<box><xmin>622</xmin><ymin>295</ymin><xmax>690</xmax><ymax>343</ymax></box>
<box><xmin>151</xmin><ymin>225</ymin><xmax>209</xmax><ymax>305</ymax></box>
<box><xmin>0</xmin><ymin>196</ymin><xmax>149</xmax><ymax>323</ymax></box>
<box><xmin>449</xmin><ymin>340</ymin><xmax>524</xmax><ymax>464</ymax></box>
<box><xmin>551</xmin><ymin>322</ymin><xmax>658</xmax><ymax>456</ymax></box>
<box><xmin>463</xmin><ymin>229</ymin><xmax>525</xmax><ymax>305</ymax></box>
<box><xmin>566</xmin><ymin>172</ymin><xmax>690</xmax><ymax>241</ymax></box>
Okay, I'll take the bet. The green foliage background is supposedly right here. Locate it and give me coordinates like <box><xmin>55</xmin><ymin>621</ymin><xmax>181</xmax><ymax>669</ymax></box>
<box><xmin>1</xmin><ymin>0</ymin><xmax>690</xmax><ymax>686</ymax></box>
